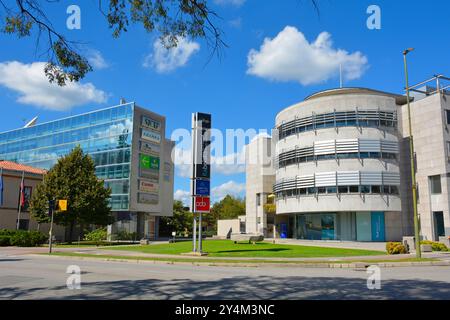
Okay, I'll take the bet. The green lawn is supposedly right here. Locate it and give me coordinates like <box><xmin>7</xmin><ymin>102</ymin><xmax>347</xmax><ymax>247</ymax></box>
<box><xmin>103</xmin><ymin>240</ymin><xmax>385</xmax><ymax>258</ymax></box>
<box><xmin>48</xmin><ymin>252</ymin><xmax>435</xmax><ymax>265</ymax></box>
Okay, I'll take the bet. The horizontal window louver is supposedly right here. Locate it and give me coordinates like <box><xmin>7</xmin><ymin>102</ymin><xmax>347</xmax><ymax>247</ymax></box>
<box><xmin>360</xmin><ymin>171</ymin><xmax>383</xmax><ymax>185</ymax></box>
<box><xmin>336</xmin><ymin>139</ymin><xmax>359</xmax><ymax>153</ymax></box>
<box><xmin>314</xmin><ymin>140</ymin><xmax>335</xmax><ymax>155</ymax></box>
<box><xmin>297</xmin><ymin>175</ymin><xmax>315</xmax><ymax>188</ymax></box>
<box><xmin>315</xmin><ymin>172</ymin><xmax>337</xmax><ymax>187</ymax></box>
<box><xmin>383</xmin><ymin>172</ymin><xmax>401</xmax><ymax>185</ymax></box>
<box><xmin>274</xmin><ymin>171</ymin><xmax>400</xmax><ymax>191</ymax></box>
<box><xmin>381</xmin><ymin>140</ymin><xmax>399</xmax><ymax>153</ymax></box>
<box><xmin>277</xmin><ymin>109</ymin><xmax>397</xmax><ymax>139</ymax></box>
<box><xmin>337</xmin><ymin>171</ymin><xmax>360</xmax><ymax>186</ymax></box>
<box><xmin>359</xmin><ymin>139</ymin><xmax>381</xmax><ymax>152</ymax></box>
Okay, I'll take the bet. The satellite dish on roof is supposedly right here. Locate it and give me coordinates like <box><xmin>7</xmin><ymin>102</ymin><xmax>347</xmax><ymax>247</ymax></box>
<box><xmin>24</xmin><ymin>116</ymin><xmax>38</xmax><ymax>128</ymax></box>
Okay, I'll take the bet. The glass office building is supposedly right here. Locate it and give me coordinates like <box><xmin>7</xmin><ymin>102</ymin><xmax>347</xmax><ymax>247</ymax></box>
<box><xmin>0</xmin><ymin>102</ymin><xmax>174</xmax><ymax>240</ymax></box>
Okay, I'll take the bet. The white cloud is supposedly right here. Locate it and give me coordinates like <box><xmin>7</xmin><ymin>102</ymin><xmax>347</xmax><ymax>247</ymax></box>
<box><xmin>143</xmin><ymin>37</ymin><xmax>200</xmax><ymax>73</ymax></box>
<box><xmin>247</xmin><ymin>26</ymin><xmax>368</xmax><ymax>86</ymax></box>
<box><xmin>212</xmin><ymin>181</ymin><xmax>245</xmax><ymax>202</ymax></box>
<box><xmin>87</xmin><ymin>50</ymin><xmax>109</xmax><ymax>70</ymax></box>
<box><xmin>214</xmin><ymin>0</ymin><xmax>246</xmax><ymax>7</ymax></box>
<box><xmin>174</xmin><ymin>189</ymin><xmax>191</xmax><ymax>206</ymax></box>
<box><xmin>0</xmin><ymin>61</ymin><xmax>107</xmax><ymax>111</ymax></box>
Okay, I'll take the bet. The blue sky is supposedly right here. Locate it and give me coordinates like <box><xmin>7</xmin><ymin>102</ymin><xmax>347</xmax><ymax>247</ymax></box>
<box><xmin>1</xmin><ymin>0</ymin><xmax>450</xmax><ymax>204</ymax></box>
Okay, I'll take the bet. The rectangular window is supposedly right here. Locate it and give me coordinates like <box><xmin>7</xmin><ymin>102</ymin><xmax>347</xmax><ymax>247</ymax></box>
<box><xmin>430</xmin><ymin>175</ymin><xmax>442</xmax><ymax>194</ymax></box>
<box><xmin>371</xmin><ymin>185</ymin><xmax>381</xmax><ymax>194</ymax></box>
<box><xmin>349</xmin><ymin>186</ymin><xmax>359</xmax><ymax>193</ymax></box>
<box><xmin>447</xmin><ymin>142</ymin><xmax>450</xmax><ymax>162</ymax></box>
<box><xmin>360</xmin><ymin>185</ymin><xmax>371</xmax><ymax>194</ymax></box>
<box><xmin>256</xmin><ymin>193</ymin><xmax>261</xmax><ymax>206</ymax></box>
<box><xmin>446</xmin><ymin>110</ymin><xmax>450</xmax><ymax>125</ymax></box>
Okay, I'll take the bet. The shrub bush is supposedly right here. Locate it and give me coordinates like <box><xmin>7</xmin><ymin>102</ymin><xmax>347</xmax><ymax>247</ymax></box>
<box><xmin>84</xmin><ymin>228</ymin><xmax>107</xmax><ymax>245</ymax></box>
<box><xmin>9</xmin><ymin>230</ymin><xmax>48</xmax><ymax>247</ymax></box>
<box><xmin>113</xmin><ymin>230</ymin><xmax>138</xmax><ymax>241</ymax></box>
<box><xmin>0</xmin><ymin>235</ymin><xmax>11</xmax><ymax>246</ymax></box>
<box><xmin>420</xmin><ymin>240</ymin><xmax>448</xmax><ymax>252</ymax></box>
<box><xmin>386</xmin><ymin>242</ymin><xmax>408</xmax><ymax>254</ymax></box>
<box><xmin>0</xmin><ymin>229</ymin><xmax>15</xmax><ymax>246</ymax></box>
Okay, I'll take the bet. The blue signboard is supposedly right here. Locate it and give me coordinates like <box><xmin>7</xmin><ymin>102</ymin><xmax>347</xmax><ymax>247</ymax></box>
<box><xmin>195</xmin><ymin>179</ymin><xmax>210</xmax><ymax>196</ymax></box>
<box><xmin>371</xmin><ymin>212</ymin><xmax>386</xmax><ymax>242</ymax></box>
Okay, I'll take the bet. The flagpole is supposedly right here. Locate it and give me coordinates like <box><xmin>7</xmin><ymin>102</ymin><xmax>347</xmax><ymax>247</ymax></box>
<box><xmin>0</xmin><ymin>167</ymin><xmax>3</xmax><ymax>207</ymax></box>
<box><xmin>16</xmin><ymin>171</ymin><xmax>25</xmax><ymax>230</ymax></box>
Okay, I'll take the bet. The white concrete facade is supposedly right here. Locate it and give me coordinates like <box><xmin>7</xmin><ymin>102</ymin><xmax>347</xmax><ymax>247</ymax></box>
<box><xmin>245</xmin><ymin>136</ymin><xmax>275</xmax><ymax>235</ymax></box>
<box><xmin>398</xmin><ymin>89</ymin><xmax>450</xmax><ymax>240</ymax></box>
<box><xmin>245</xmin><ymin>86</ymin><xmax>450</xmax><ymax>242</ymax></box>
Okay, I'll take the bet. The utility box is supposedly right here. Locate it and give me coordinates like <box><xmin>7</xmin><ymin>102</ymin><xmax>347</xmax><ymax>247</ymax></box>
<box><xmin>439</xmin><ymin>236</ymin><xmax>450</xmax><ymax>248</ymax></box>
<box><xmin>402</xmin><ymin>236</ymin><xmax>423</xmax><ymax>251</ymax></box>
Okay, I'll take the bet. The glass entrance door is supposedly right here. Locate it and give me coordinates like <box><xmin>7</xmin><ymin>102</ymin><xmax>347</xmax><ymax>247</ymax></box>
<box><xmin>371</xmin><ymin>212</ymin><xmax>385</xmax><ymax>242</ymax></box>
<box><xmin>321</xmin><ymin>214</ymin><xmax>336</xmax><ymax>240</ymax></box>
<box><xmin>434</xmin><ymin>212</ymin><xmax>445</xmax><ymax>240</ymax></box>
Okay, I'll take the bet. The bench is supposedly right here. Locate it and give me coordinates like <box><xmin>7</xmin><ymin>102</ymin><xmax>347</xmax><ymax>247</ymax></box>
<box><xmin>230</xmin><ymin>233</ymin><xmax>264</xmax><ymax>244</ymax></box>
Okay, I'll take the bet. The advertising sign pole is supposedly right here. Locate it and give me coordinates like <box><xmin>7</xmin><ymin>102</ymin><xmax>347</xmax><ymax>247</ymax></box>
<box><xmin>198</xmin><ymin>212</ymin><xmax>202</xmax><ymax>252</ymax></box>
<box><xmin>192</xmin><ymin>213</ymin><xmax>197</xmax><ymax>252</ymax></box>
<box><xmin>191</xmin><ymin>112</ymin><xmax>211</xmax><ymax>255</ymax></box>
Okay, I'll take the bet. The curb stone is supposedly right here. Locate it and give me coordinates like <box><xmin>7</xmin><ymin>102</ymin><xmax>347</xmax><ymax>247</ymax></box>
<box><xmin>28</xmin><ymin>254</ymin><xmax>450</xmax><ymax>269</ymax></box>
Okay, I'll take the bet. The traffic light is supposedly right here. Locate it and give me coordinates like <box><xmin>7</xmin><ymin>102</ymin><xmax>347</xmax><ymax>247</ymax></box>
<box><xmin>48</xmin><ymin>199</ymin><xmax>55</xmax><ymax>217</ymax></box>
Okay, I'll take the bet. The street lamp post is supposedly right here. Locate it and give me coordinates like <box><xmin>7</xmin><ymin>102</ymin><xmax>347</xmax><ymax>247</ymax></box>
<box><xmin>403</xmin><ymin>48</ymin><xmax>421</xmax><ymax>258</ymax></box>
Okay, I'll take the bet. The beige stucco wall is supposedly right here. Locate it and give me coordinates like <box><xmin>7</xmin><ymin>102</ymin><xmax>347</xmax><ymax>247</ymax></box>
<box><xmin>0</xmin><ymin>170</ymin><xmax>66</xmax><ymax>241</ymax></box>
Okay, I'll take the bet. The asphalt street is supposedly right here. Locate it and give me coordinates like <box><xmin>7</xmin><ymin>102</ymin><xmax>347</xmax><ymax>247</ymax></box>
<box><xmin>0</xmin><ymin>253</ymin><xmax>449</xmax><ymax>300</ymax></box>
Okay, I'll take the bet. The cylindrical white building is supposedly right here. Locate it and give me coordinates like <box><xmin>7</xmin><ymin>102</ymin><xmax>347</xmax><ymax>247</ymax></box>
<box><xmin>274</xmin><ymin>88</ymin><xmax>407</xmax><ymax>241</ymax></box>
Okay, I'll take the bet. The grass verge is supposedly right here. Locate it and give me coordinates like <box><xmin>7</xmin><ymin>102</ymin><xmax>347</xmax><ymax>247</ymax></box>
<box><xmin>101</xmin><ymin>240</ymin><xmax>386</xmax><ymax>258</ymax></box>
<box><xmin>44</xmin><ymin>252</ymin><xmax>439</xmax><ymax>266</ymax></box>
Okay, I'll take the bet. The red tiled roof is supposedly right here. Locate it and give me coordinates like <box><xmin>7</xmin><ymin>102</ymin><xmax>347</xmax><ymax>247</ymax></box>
<box><xmin>0</xmin><ymin>161</ymin><xmax>47</xmax><ymax>175</ymax></box>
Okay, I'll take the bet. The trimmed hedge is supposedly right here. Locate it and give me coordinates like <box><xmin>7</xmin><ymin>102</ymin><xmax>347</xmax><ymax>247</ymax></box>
<box><xmin>421</xmin><ymin>240</ymin><xmax>448</xmax><ymax>252</ymax></box>
<box><xmin>386</xmin><ymin>242</ymin><xmax>408</xmax><ymax>255</ymax></box>
<box><xmin>0</xmin><ymin>229</ymin><xmax>48</xmax><ymax>247</ymax></box>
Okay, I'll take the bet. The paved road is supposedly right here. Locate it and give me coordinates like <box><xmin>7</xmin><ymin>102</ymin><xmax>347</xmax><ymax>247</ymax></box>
<box><xmin>0</xmin><ymin>254</ymin><xmax>450</xmax><ymax>299</ymax></box>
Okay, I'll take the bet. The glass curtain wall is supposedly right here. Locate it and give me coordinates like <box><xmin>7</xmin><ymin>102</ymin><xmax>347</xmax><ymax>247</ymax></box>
<box><xmin>0</xmin><ymin>103</ymin><xmax>134</xmax><ymax>210</ymax></box>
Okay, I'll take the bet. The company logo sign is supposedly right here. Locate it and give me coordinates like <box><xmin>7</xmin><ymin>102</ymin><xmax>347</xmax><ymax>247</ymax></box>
<box><xmin>192</xmin><ymin>113</ymin><xmax>211</xmax><ymax>180</ymax></box>
<box><xmin>140</xmin><ymin>154</ymin><xmax>160</xmax><ymax>170</ymax></box>
<box><xmin>140</xmin><ymin>168</ymin><xmax>159</xmax><ymax>180</ymax></box>
<box><xmin>142</xmin><ymin>116</ymin><xmax>161</xmax><ymax>132</ymax></box>
<box><xmin>194</xmin><ymin>179</ymin><xmax>210</xmax><ymax>196</ymax></box>
<box><xmin>141</xmin><ymin>129</ymin><xmax>161</xmax><ymax>144</ymax></box>
<box><xmin>138</xmin><ymin>193</ymin><xmax>159</xmax><ymax>205</ymax></box>
<box><xmin>194</xmin><ymin>196</ymin><xmax>210</xmax><ymax>213</ymax></box>
<box><xmin>139</xmin><ymin>180</ymin><xmax>159</xmax><ymax>193</ymax></box>
<box><xmin>140</xmin><ymin>141</ymin><xmax>160</xmax><ymax>155</ymax></box>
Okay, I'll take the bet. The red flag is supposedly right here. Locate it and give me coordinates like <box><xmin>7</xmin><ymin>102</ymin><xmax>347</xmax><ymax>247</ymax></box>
<box><xmin>20</xmin><ymin>178</ymin><xmax>25</xmax><ymax>208</ymax></box>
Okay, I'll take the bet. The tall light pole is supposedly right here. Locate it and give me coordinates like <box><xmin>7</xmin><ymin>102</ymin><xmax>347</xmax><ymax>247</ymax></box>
<box><xmin>403</xmin><ymin>48</ymin><xmax>421</xmax><ymax>258</ymax></box>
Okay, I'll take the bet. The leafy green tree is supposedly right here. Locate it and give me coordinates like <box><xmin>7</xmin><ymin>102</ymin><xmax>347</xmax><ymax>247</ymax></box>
<box><xmin>1</xmin><ymin>0</ymin><xmax>225</xmax><ymax>85</ymax></box>
<box><xmin>1</xmin><ymin>1</ymin><xmax>318</xmax><ymax>85</ymax></box>
<box><xmin>205</xmin><ymin>195</ymin><xmax>245</xmax><ymax>232</ymax></box>
<box><xmin>30</xmin><ymin>146</ymin><xmax>113</xmax><ymax>242</ymax></box>
<box><xmin>159</xmin><ymin>200</ymin><xmax>193</xmax><ymax>236</ymax></box>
